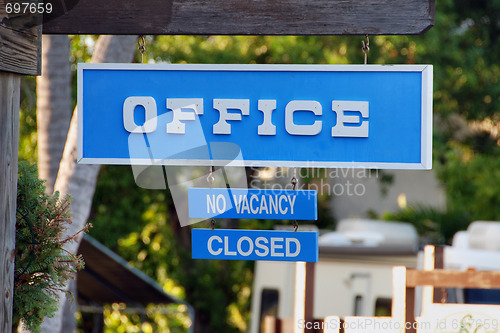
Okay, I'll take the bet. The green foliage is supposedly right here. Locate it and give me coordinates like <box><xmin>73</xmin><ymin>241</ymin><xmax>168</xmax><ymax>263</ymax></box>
<box><xmin>382</xmin><ymin>205</ymin><xmax>470</xmax><ymax>245</ymax></box>
<box><xmin>91</xmin><ymin>165</ymin><xmax>336</xmax><ymax>332</ymax></box>
<box><xmin>14</xmin><ymin>162</ymin><xmax>85</xmax><ymax>333</ymax></box>
<box><xmin>378</xmin><ymin>0</ymin><xmax>500</xmax><ymax>240</ymax></box>
<box><xmin>19</xmin><ymin>77</ymin><xmax>37</xmax><ymax>163</ymax></box>
<box><xmin>98</xmin><ymin>303</ymin><xmax>191</xmax><ymax>332</ymax></box>
<box><xmin>69</xmin><ymin>35</ymin><xmax>97</xmax><ymax>108</ymax></box>
<box><xmin>438</xmin><ymin>147</ymin><xmax>500</xmax><ymax>222</ymax></box>
<box><xmin>88</xmin><ymin>165</ymin><xmax>160</xmax><ymax>249</ymax></box>
<box><xmin>89</xmin><ymin>167</ymin><xmax>195</xmax><ymax>331</ymax></box>
<box><xmin>98</xmin><ymin>181</ymin><xmax>255</xmax><ymax>332</ymax></box>
<box><xmin>14</xmin><ymin>1</ymin><xmax>500</xmax><ymax>331</ymax></box>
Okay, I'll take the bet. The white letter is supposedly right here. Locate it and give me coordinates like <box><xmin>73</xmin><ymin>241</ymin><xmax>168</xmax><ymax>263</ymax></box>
<box><xmin>237</xmin><ymin>236</ymin><xmax>254</xmax><ymax>256</ymax></box>
<box><xmin>250</xmin><ymin>195</ymin><xmax>259</xmax><ymax>214</ymax></box>
<box><xmin>207</xmin><ymin>195</ymin><xmax>216</xmax><ymax>214</ymax></box>
<box><xmin>259</xmin><ymin>197</ymin><xmax>269</xmax><ymax>214</ymax></box>
<box><xmin>269</xmin><ymin>196</ymin><xmax>278</xmax><ymax>214</ymax></box>
<box><xmin>208</xmin><ymin>236</ymin><xmax>222</xmax><ymax>255</ymax></box>
<box><xmin>258</xmin><ymin>100</ymin><xmax>276</xmax><ymax>135</ymax></box>
<box><xmin>331</xmin><ymin>101</ymin><xmax>369</xmax><ymax>137</ymax></box>
<box><xmin>166</xmin><ymin>98</ymin><xmax>203</xmax><ymax>134</ymax></box>
<box><xmin>123</xmin><ymin>96</ymin><xmax>157</xmax><ymax>133</ymax></box>
<box><xmin>213</xmin><ymin>99</ymin><xmax>250</xmax><ymax>134</ymax></box>
<box><xmin>233</xmin><ymin>195</ymin><xmax>243</xmax><ymax>214</ymax></box>
<box><xmin>285</xmin><ymin>100</ymin><xmax>322</xmax><ymax>135</ymax></box>
<box><xmin>224</xmin><ymin>236</ymin><xmax>236</xmax><ymax>255</ymax></box>
<box><xmin>279</xmin><ymin>195</ymin><xmax>288</xmax><ymax>214</ymax></box>
<box><xmin>286</xmin><ymin>238</ymin><xmax>301</xmax><ymax>257</ymax></box>
<box><xmin>255</xmin><ymin>237</ymin><xmax>269</xmax><ymax>256</ymax></box>
<box><xmin>270</xmin><ymin>237</ymin><xmax>284</xmax><ymax>257</ymax></box>
<box><xmin>216</xmin><ymin>194</ymin><xmax>226</xmax><ymax>214</ymax></box>
<box><xmin>241</xmin><ymin>196</ymin><xmax>250</xmax><ymax>214</ymax></box>
<box><xmin>288</xmin><ymin>195</ymin><xmax>296</xmax><ymax>214</ymax></box>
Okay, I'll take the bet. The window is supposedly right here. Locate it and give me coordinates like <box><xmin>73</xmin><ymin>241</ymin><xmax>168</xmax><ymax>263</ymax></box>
<box><xmin>354</xmin><ymin>295</ymin><xmax>363</xmax><ymax>316</ymax></box>
<box><xmin>374</xmin><ymin>298</ymin><xmax>392</xmax><ymax>316</ymax></box>
<box><xmin>465</xmin><ymin>288</ymin><xmax>500</xmax><ymax>304</ymax></box>
<box><xmin>259</xmin><ymin>289</ymin><xmax>279</xmax><ymax>333</ymax></box>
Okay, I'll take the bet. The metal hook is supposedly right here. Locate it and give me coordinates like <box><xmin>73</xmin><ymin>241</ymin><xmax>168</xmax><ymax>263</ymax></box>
<box><xmin>207</xmin><ymin>165</ymin><xmax>215</xmax><ymax>184</ymax></box>
<box><xmin>138</xmin><ymin>35</ymin><xmax>146</xmax><ymax>63</ymax></box>
<box><xmin>362</xmin><ymin>34</ymin><xmax>370</xmax><ymax>64</ymax></box>
<box><xmin>208</xmin><ymin>166</ymin><xmax>216</xmax><ymax>229</ymax></box>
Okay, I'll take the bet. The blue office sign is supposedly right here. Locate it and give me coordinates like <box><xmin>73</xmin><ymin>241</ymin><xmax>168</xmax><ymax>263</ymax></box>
<box><xmin>188</xmin><ymin>188</ymin><xmax>317</xmax><ymax>220</ymax></box>
<box><xmin>78</xmin><ymin>64</ymin><xmax>433</xmax><ymax>169</ymax></box>
<box><xmin>191</xmin><ymin>229</ymin><xmax>318</xmax><ymax>262</ymax></box>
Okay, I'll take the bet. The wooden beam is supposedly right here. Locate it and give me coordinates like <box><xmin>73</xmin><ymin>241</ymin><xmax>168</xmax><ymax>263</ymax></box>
<box><xmin>42</xmin><ymin>0</ymin><xmax>435</xmax><ymax>36</ymax></box>
<box><xmin>0</xmin><ymin>72</ymin><xmax>21</xmax><ymax>333</ymax></box>
<box><xmin>406</xmin><ymin>270</ymin><xmax>500</xmax><ymax>289</ymax></box>
<box><xmin>0</xmin><ymin>0</ymin><xmax>41</xmax><ymax>75</ymax></box>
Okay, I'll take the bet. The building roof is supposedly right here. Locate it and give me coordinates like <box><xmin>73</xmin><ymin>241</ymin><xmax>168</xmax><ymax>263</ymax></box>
<box><xmin>77</xmin><ymin>235</ymin><xmax>183</xmax><ymax>307</ymax></box>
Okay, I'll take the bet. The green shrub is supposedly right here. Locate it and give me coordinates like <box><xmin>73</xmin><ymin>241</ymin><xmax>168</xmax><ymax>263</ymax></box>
<box><xmin>13</xmin><ymin>162</ymin><xmax>86</xmax><ymax>333</ymax></box>
<box><xmin>382</xmin><ymin>205</ymin><xmax>470</xmax><ymax>245</ymax></box>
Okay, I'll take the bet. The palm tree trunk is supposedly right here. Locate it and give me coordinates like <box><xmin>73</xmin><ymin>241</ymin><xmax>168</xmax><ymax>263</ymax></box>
<box><xmin>19</xmin><ymin>34</ymin><xmax>72</xmax><ymax>333</ymax></box>
<box><xmin>36</xmin><ymin>35</ymin><xmax>71</xmax><ymax>194</ymax></box>
<box><xmin>39</xmin><ymin>35</ymin><xmax>138</xmax><ymax>333</ymax></box>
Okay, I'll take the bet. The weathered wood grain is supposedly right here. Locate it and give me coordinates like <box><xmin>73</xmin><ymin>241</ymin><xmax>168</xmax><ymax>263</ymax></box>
<box><xmin>0</xmin><ymin>72</ymin><xmax>20</xmax><ymax>333</ymax></box>
<box><xmin>406</xmin><ymin>269</ymin><xmax>500</xmax><ymax>289</ymax></box>
<box><xmin>42</xmin><ymin>0</ymin><xmax>435</xmax><ymax>35</ymax></box>
<box><xmin>0</xmin><ymin>0</ymin><xmax>41</xmax><ymax>75</ymax></box>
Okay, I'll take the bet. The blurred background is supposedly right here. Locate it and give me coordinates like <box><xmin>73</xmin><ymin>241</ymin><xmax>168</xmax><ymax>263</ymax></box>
<box><xmin>17</xmin><ymin>0</ymin><xmax>500</xmax><ymax>331</ymax></box>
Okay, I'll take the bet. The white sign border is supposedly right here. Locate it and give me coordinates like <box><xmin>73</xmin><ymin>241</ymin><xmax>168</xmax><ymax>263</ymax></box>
<box><xmin>77</xmin><ymin>64</ymin><xmax>433</xmax><ymax>170</ymax></box>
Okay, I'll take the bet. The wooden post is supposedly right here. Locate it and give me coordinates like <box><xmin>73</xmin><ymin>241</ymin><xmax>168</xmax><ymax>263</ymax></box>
<box><xmin>294</xmin><ymin>262</ymin><xmax>307</xmax><ymax>333</ymax></box>
<box><xmin>432</xmin><ymin>246</ymin><xmax>445</xmax><ymax>303</ymax></box>
<box><xmin>0</xmin><ymin>72</ymin><xmax>21</xmax><ymax>333</ymax></box>
<box><xmin>1</xmin><ymin>3</ymin><xmax>41</xmax><ymax>332</ymax></box>
<box><xmin>304</xmin><ymin>262</ymin><xmax>316</xmax><ymax>333</ymax></box>
<box><xmin>405</xmin><ymin>287</ymin><xmax>416</xmax><ymax>333</ymax></box>
<box><xmin>392</xmin><ymin>266</ymin><xmax>407</xmax><ymax>333</ymax></box>
<box><xmin>293</xmin><ymin>261</ymin><xmax>316</xmax><ymax>333</ymax></box>
<box><xmin>421</xmin><ymin>245</ymin><xmax>435</xmax><ymax>316</ymax></box>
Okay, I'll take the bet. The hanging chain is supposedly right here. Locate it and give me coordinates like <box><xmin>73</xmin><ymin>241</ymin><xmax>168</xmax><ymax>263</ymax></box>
<box><xmin>207</xmin><ymin>165</ymin><xmax>216</xmax><ymax>229</ymax></box>
<box><xmin>138</xmin><ymin>35</ymin><xmax>146</xmax><ymax>63</ymax></box>
<box><xmin>361</xmin><ymin>34</ymin><xmax>370</xmax><ymax>64</ymax></box>
<box><xmin>291</xmin><ymin>168</ymin><xmax>299</xmax><ymax>232</ymax></box>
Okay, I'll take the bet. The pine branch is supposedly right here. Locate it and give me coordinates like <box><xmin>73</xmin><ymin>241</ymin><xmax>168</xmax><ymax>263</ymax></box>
<box><xmin>13</xmin><ymin>162</ymin><xmax>89</xmax><ymax>332</ymax></box>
